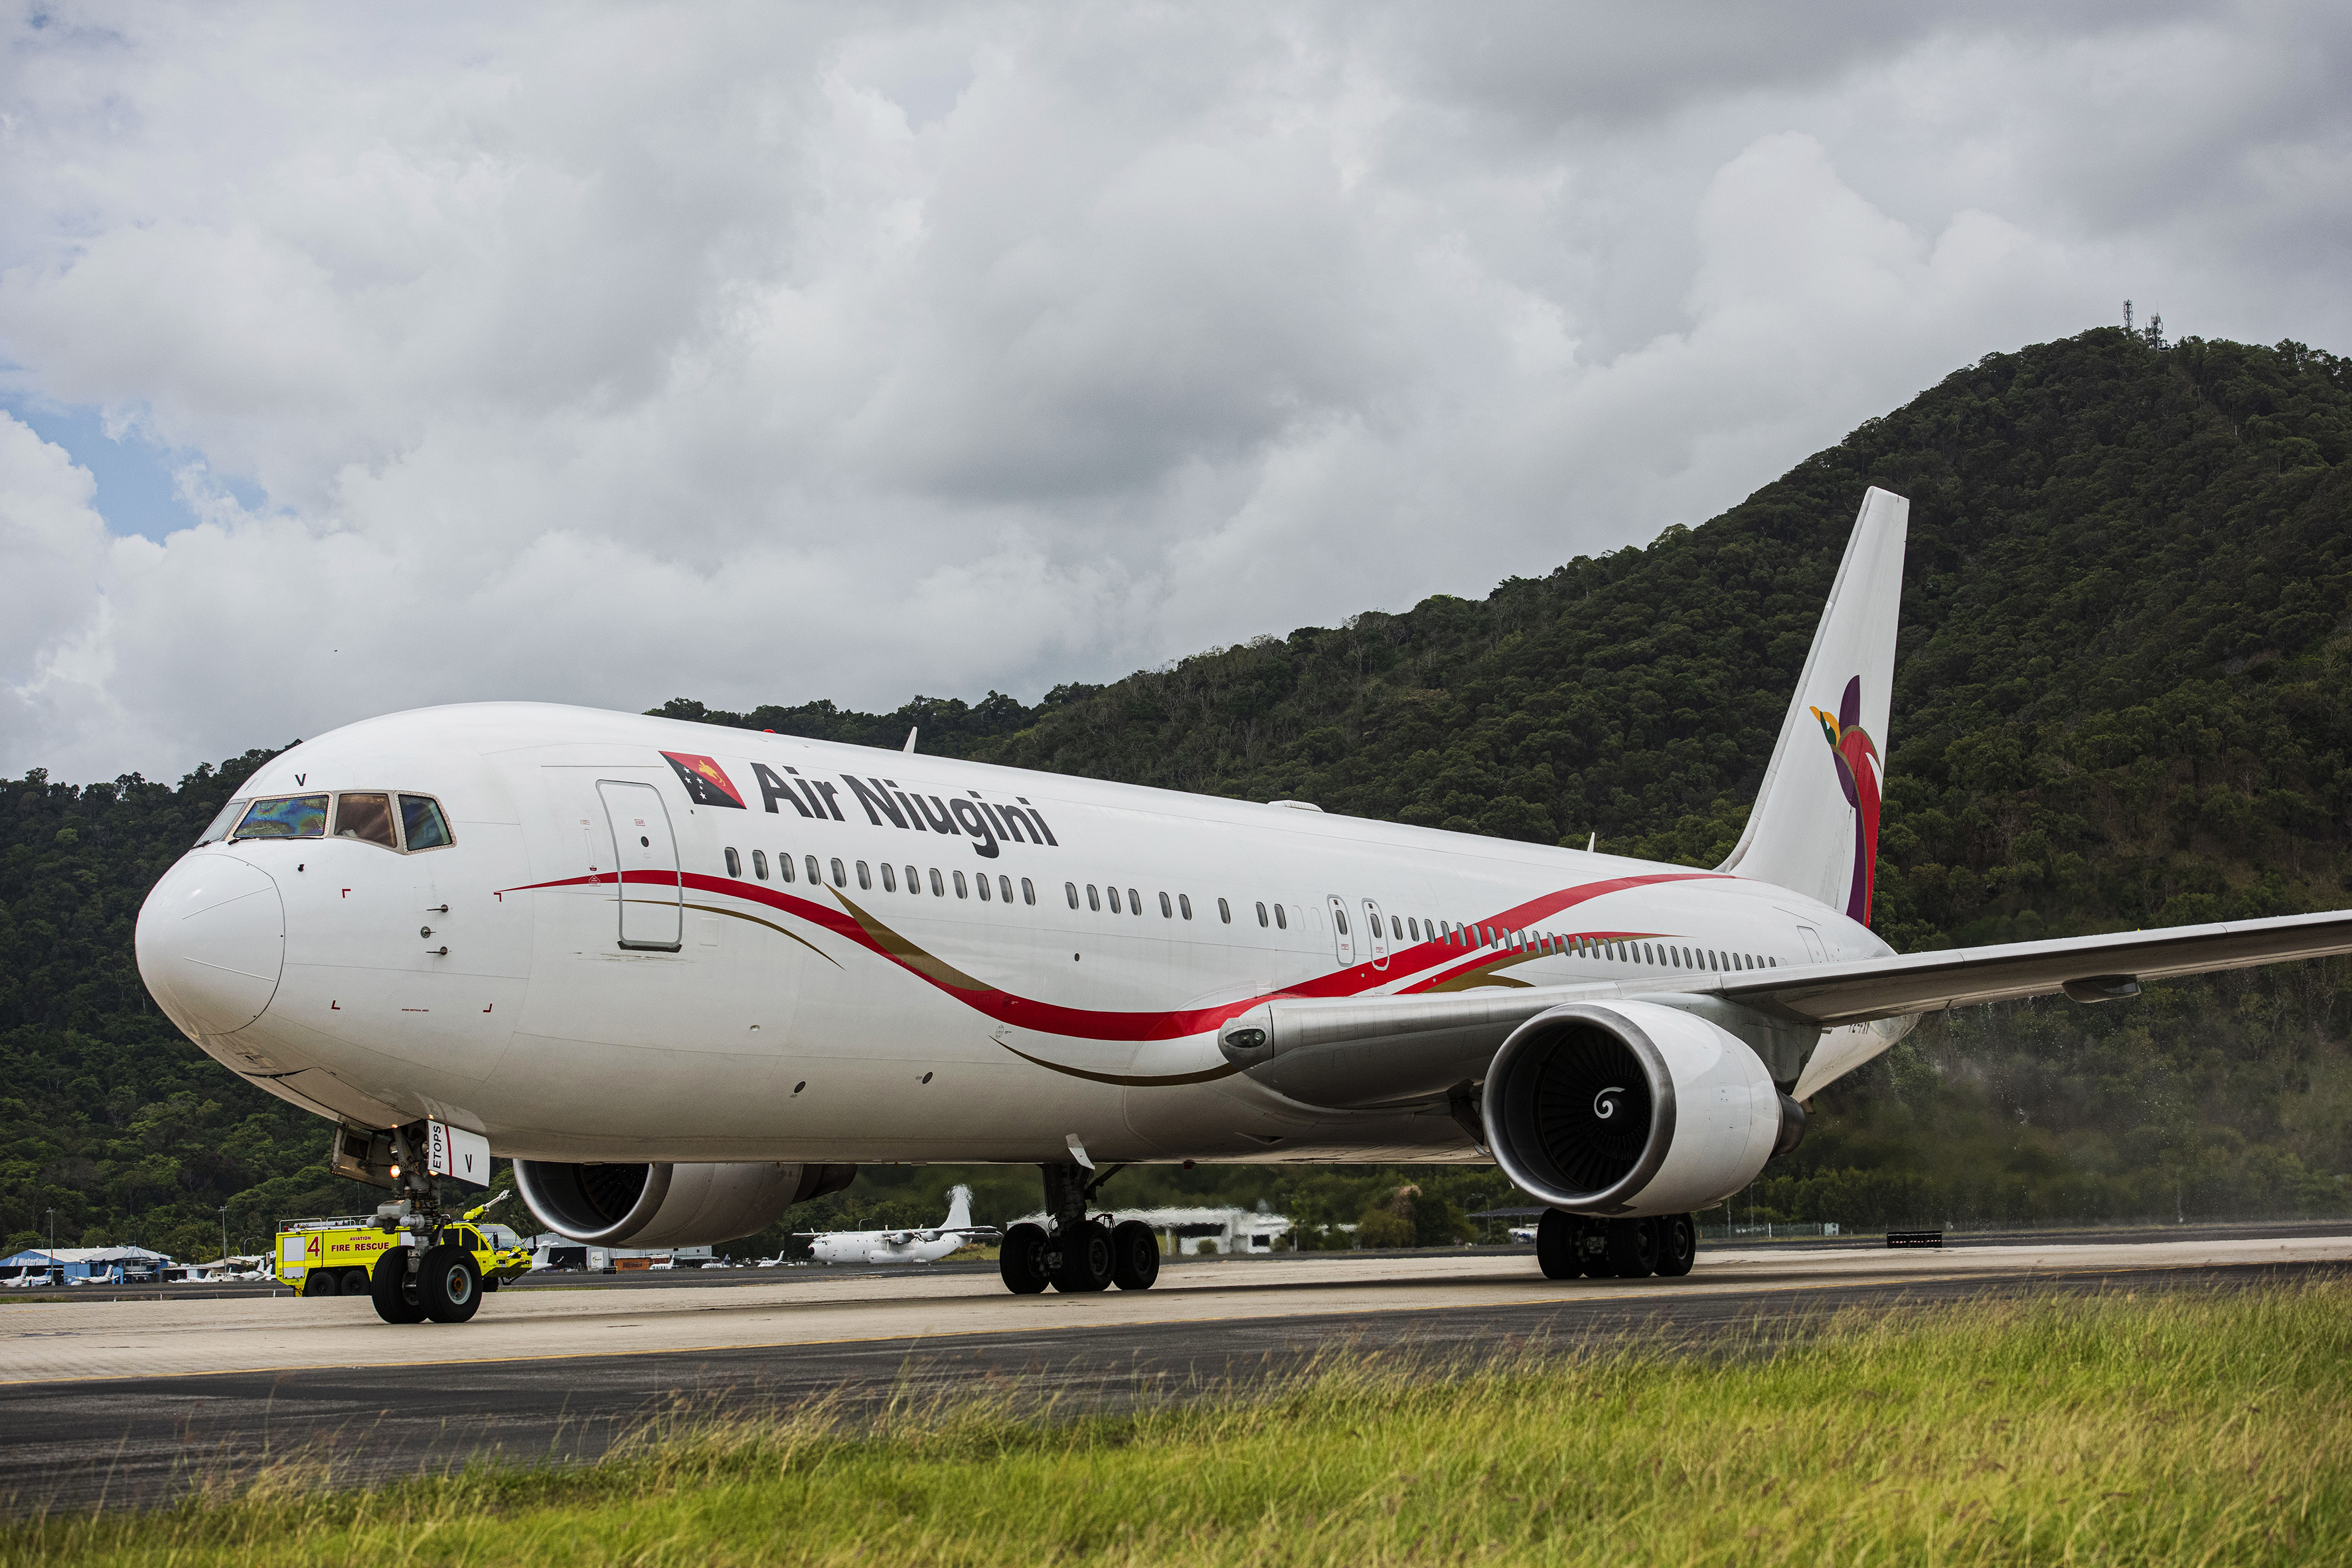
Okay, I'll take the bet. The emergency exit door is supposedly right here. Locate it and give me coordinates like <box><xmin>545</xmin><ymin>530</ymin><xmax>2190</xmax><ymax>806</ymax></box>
<box><xmin>598</xmin><ymin>780</ymin><xmax>682</xmax><ymax>951</ymax></box>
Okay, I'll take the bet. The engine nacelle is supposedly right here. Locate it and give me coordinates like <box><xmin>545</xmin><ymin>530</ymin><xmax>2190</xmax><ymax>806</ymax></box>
<box><xmin>1483</xmin><ymin>1000</ymin><xmax>1798</xmax><ymax>1217</ymax></box>
<box><xmin>514</xmin><ymin>1160</ymin><xmax>857</xmax><ymax>1248</ymax></box>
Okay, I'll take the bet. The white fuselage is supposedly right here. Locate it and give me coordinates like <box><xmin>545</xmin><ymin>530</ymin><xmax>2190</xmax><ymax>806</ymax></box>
<box><xmin>135</xmin><ymin>703</ymin><xmax>1893</xmax><ymax>1166</ymax></box>
<box><xmin>807</xmin><ymin>1231</ymin><xmax>968</xmax><ymax>1265</ymax></box>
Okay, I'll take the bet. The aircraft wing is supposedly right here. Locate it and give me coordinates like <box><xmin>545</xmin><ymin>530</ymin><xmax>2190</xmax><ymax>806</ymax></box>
<box><xmin>1225</xmin><ymin>909</ymin><xmax>2352</xmax><ymax>1109</ymax></box>
<box><xmin>1726</xmin><ymin>909</ymin><xmax>2352</xmax><ymax>1026</ymax></box>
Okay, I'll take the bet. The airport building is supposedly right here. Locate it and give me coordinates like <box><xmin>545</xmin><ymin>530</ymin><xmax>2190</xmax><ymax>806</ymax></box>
<box><xmin>0</xmin><ymin>1246</ymin><xmax>175</xmax><ymax>1285</ymax></box>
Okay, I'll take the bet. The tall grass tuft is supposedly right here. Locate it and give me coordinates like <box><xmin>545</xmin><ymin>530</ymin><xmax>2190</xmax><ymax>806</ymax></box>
<box><xmin>7</xmin><ymin>1280</ymin><xmax>2347</xmax><ymax>1565</ymax></box>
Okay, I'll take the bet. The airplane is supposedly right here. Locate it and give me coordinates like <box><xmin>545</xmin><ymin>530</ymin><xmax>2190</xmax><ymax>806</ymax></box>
<box><xmin>801</xmin><ymin>1184</ymin><xmax>999</xmax><ymax>1265</ymax></box>
<box><xmin>131</xmin><ymin>487</ymin><xmax>2352</xmax><ymax>1323</ymax></box>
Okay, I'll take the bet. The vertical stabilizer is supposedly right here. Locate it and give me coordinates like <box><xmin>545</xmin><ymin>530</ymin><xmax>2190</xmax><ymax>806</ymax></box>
<box><xmin>943</xmin><ymin>1185</ymin><xmax>973</xmax><ymax>1230</ymax></box>
<box><xmin>1715</xmin><ymin>487</ymin><xmax>1908</xmax><ymax>920</ymax></box>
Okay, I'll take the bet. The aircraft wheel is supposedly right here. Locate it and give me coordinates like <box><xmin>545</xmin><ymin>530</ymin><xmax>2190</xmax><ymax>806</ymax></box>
<box><xmin>1535</xmin><ymin>1209</ymin><xmax>1580</xmax><ymax>1280</ymax></box>
<box><xmin>1052</xmin><ymin>1219</ymin><xmax>1115</xmax><ymax>1293</ymax></box>
<box><xmin>369</xmin><ymin>1249</ymin><xmax>428</xmax><ymax>1324</ymax></box>
<box><xmin>419</xmin><ymin>1245</ymin><xmax>483</xmax><ymax>1324</ymax></box>
<box><xmin>999</xmin><ymin>1222</ymin><xmax>1052</xmax><ymax>1294</ymax></box>
<box><xmin>1654</xmin><ymin>1214</ymin><xmax>1697</xmax><ymax>1278</ymax></box>
<box><xmin>1605</xmin><ymin>1218</ymin><xmax>1658</xmax><ymax>1280</ymax></box>
<box><xmin>1109</xmin><ymin>1220</ymin><xmax>1160</xmax><ymax>1291</ymax></box>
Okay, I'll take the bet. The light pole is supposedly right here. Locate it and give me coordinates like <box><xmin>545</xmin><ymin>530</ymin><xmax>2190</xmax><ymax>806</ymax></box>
<box><xmin>218</xmin><ymin>1205</ymin><xmax>229</xmax><ymax>1269</ymax></box>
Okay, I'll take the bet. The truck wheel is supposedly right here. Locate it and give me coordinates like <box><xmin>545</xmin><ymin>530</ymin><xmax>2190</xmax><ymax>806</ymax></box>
<box><xmin>301</xmin><ymin>1271</ymin><xmax>336</xmax><ymax>1298</ymax></box>
<box><xmin>1109</xmin><ymin>1219</ymin><xmax>1160</xmax><ymax>1290</ymax></box>
<box><xmin>340</xmin><ymin>1269</ymin><xmax>370</xmax><ymax>1295</ymax></box>
<box><xmin>370</xmin><ymin>1250</ymin><xmax>427</xmax><ymax>1324</ymax></box>
<box><xmin>419</xmin><ymin>1245</ymin><xmax>483</xmax><ymax>1323</ymax></box>
<box><xmin>481</xmin><ymin>1275</ymin><xmax>501</xmax><ymax>1294</ymax></box>
<box><xmin>999</xmin><ymin>1222</ymin><xmax>1051</xmax><ymax>1294</ymax></box>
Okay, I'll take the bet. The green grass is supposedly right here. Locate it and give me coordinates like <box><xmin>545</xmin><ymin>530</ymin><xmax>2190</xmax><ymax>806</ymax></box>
<box><xmin>8</xmin><ymin>1282</ymin><xmax>2349</xmax><ymax>1565</ymax></box>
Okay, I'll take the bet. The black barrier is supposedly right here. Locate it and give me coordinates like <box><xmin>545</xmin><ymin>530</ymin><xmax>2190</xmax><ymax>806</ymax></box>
<box><xmin>1887</xmin><ymin>1231</ymin><xmax>1944</xmax><ymax>1249</ymax></box>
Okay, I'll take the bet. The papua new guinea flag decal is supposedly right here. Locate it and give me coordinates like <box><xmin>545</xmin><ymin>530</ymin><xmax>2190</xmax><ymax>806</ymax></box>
<box><xmin>661</xmin><ymin>751</ymin><xmax>747</xmax><ymax>808</ymax></box>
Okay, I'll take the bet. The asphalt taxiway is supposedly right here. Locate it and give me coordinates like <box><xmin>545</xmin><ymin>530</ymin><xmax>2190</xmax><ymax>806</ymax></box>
<box><xmin>3</xmin><ymin>1232</ymin><xmax>2346</xmax><ymax>1512</ymax></box>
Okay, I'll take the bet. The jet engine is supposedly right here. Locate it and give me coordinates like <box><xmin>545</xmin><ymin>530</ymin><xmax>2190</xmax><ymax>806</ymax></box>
<box><xmin>1482</xmin><ymin>1000</ymin><xmax>1802</xmax><ymax>1217</ymax></box>
<box><xmin>514</xmin><ymin>1160</ymin><xmax>857</xmax><ymax>1248</ymax></box>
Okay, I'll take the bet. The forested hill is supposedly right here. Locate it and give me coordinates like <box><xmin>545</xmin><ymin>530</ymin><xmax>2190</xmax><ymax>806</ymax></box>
<box><xmin>5</xmin><ymin>328</ymin><xmax>2350</xmax><ymax>1263</ymax></box>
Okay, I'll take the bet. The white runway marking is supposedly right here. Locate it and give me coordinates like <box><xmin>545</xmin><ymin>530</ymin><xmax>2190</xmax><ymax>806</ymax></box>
<box><xmin>4</xmin><ymin>1235</ymin><xmax>2345</xmax><ymax>1386</ymax></box>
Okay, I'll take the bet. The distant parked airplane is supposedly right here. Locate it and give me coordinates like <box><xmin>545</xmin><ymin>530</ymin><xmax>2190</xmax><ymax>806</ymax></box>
<box><xmin>803</xmin><ymin>1186</ymin><xmax>998</xmax><ymax>1265</ymax></box>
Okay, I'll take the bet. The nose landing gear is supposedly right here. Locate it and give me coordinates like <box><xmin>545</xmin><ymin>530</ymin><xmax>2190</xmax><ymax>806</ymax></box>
<box><xmin>996</xmin><ymin>1159</ymin><xmax>1160</xmax><ymax>1294</ymax></box>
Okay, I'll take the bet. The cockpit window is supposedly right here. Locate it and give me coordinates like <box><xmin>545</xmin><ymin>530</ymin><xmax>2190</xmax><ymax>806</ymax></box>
<box><xmin>334</xmin><ymin>793</ymin><xmax>398</xmax><ymax>848</ymax></box>
<box><xmin>233</xmin><ymin>795</ymin><xmax>330</xmax><ymax>839</ymax></box>
<box><xmin>195</xmin><ymin>799</ymin><xmax>250</xmax><ymax>846</ymax></box>
<box><xmin>399</xmin><ymin>794</ymin><xmax>453</xmax><ymax>850</ymax></box>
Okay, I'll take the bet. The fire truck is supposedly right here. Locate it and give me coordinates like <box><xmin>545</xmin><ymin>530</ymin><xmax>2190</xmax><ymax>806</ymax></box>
<box><xmin>275</xmin><ymin>1193</ymin><xmax>534</xmax><ymax>1300</ymax></box>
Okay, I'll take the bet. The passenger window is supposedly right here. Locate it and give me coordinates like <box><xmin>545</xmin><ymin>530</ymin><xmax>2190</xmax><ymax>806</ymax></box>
<box><xmin>1128</xmin><ymin>887</ymin><xmax>1141</xmax><ymax>916</ymax></box>
<box><xmin>1159</xmin><ymin>892</ymin><xmax>1172</xmax><ymax>917</ymax></box>
<box><xmin>1019</xmin><ymin>876</ymin><xmax>1033</xmax><ymax>905</ymax></box>
<box><xmin>880</xmin><ymin>863</ymin><xmax>895</xmax><ymax>892</ymax></box>
<box><xmin>398</xmin><ymin>795</ymin><xmax>453</xmax><ymax>850</ymax></box>
<box><xmin>905</xmin><ymin>865</ymin><xmax>918</xmax><ymax>893</ymax></box>
<box><xmin>753</xmin><ymin>850</ymin><xmax>770</xmax><ymax>881</ymax></box>
<box><xmin>953</xmin><ymin>870</ymin><xmax>969</xmax><ymax>898</ymax></box>
<box><xmin>977</xmin><ymin>872</ymin><xmax>992</xmax><ymax>901</ymax></box>
<box><xmin>1255</xmin><ymin>901</ymin><xmax>1268</xmax><ymax>927</ymax></box>
<box><xmin>1391</xmin><ymin>915</ymin><xmax>1402</xmax><ymax>941</ymax></box>
<box><xmin>779</xmin><ymin>853</ymin><xmax>796</xmax><ymax>883</ymax></box>
<box><xmin>856</xmin><ymin>861</ymin><xmax>872</xmax><ymax>891</ymax></box>
<box><xmin>806</xmin><ymin>855</ymin><xmax>821</xmax><ymax>886</ymax></box>
<box><xmin>1087</xmin><ymin>884</ymin><xmax>1101</xmax><ymax>911</ymax></box>
<box><xmin>929</xmin><ymin>868</ymin><xmax>945</xmax><ymax>896</ymax></box>
<box><xmin>1275</xmin><ymin>905</ymin><xmax>1287</xmax><ymax>930</ymax></box>
<box><xmin>724</xmin><ymin>847</ymin><xmax>742</xmax><ymax>878</ymax></box>
<box><xmin>1335</xmin><ymin>909</ymin><xmax>1350</xmax><ymax>936</ymax></box>
<box><xmin>1407</xmin><ymin>917</ymin><xmax>1418</xmax><ymax>941</ymax></box>
<box><xmin>1217</xmin><ymin>897</ymin><xmax>1229</xmax><ymax>923</ymax></box>
<box><xmin>195</xmin><ymin>797</ymin><xmax>250</xmax><ymax>846</ymax></box>
<box><xmin>1067</xmin><ymin>882</ymin><xmax>1080</xmax><ymax>909</ymax></box>
<box><xmin>1179</xmin><ymin>894</ymin><xmax>1192</xmax><ymax>920</ymax></box>
<box><xmin>236</xmin><ymin>795</ymin><xmax>330</xmax><ymax>840</ymax></box>
<box><xmin>830</xmin><ymin>858</ymin><xmax>846</xmax><ymax>887</ymax></box>
<box><xmin>335</xmin><ymin>793</ymin><xmax>398</xmax><ymax>848</ymax></box>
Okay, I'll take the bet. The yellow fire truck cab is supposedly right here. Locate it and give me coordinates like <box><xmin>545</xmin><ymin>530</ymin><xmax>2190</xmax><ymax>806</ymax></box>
<box><xmin>275</xmin><ymin>1196</ymin><xmax>534</xmax><ymax>1298</ymax></box>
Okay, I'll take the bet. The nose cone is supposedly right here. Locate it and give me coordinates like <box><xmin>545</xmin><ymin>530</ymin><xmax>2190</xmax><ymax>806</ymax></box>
<box><xmin>136</xmin><ymin>852</ymin><xmax>286</xmax><ymax>1038</ymax></box>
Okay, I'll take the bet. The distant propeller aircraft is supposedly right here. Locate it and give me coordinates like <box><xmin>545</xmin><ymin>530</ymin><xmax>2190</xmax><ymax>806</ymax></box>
<box><xmin>800</xmin><ymin>1186</ymin><xmax>997</xmax><ymax>1265</ymax></box>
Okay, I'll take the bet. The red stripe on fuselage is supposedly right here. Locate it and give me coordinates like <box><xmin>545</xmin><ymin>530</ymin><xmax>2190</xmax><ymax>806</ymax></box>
<box><xmin>499</xmin><ymin>868</ymin><xmax>1727</xmax><ymax>1042</ymax></box>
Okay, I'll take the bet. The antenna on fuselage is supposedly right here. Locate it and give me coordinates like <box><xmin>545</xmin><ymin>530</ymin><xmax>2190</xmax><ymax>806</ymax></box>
<box><xmin>1587</xmin><ymin>832</ymin><xmax>1597</xmax><ymax>853</ymax></box>
<box><xmin>903</xmin><ymin>727</ymin><xmax>917</xmax><ymax>753</ymax></box>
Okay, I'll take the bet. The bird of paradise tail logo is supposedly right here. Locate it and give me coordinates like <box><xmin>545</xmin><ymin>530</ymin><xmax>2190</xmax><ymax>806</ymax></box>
<box><xmin>1810</xmin><ymin>676</ymin><xmax>1881</xmax><ymax>924</ymax></box>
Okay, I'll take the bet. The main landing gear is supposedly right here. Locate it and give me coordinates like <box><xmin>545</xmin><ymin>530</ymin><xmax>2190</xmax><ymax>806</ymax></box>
<box><xmin>999</xmin><ymin>1159</ymin><xmax>1161</xmax><ymax>1295</ymax></box>
<box><xmin>1535</xmin><ymin>1210</ymin><xmax>1698</xmax><ymax>1282</ymax></box>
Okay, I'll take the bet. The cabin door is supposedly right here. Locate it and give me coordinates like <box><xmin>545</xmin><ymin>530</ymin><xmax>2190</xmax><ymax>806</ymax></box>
<box><xmin>599</xmin><ymin>780</ymin><xmax>682</xmax><ymax>951</ymax></box>
<box><xmin>1327</xmin><ymin>895</ymin><xmax>1355</xmax><ymax>966</ymax></box>
<box><xmin>1363</xmin><ymin>900</ymin><xmax>1390</xmax><ymax>970</ymax></box>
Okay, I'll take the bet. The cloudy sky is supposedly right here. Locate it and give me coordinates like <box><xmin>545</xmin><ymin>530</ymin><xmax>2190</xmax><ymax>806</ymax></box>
<box><xmin>3</xmin><ymin>2</ymin><xmax>2346</xmax><ymax>782</ymax></box>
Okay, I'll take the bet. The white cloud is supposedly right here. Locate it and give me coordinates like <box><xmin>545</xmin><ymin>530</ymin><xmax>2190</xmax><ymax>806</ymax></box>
<box><xmin>0</xmin><ymin>1</ymin><xmax>2345</xmax><ymax>779</ymax></box>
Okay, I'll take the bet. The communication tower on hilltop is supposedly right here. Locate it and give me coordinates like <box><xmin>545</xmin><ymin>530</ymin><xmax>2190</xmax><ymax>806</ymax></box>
<box><xmin>2122</xmin><ymin>299</ymin><xmax>2169</xmax><ymax>351</ymax></box>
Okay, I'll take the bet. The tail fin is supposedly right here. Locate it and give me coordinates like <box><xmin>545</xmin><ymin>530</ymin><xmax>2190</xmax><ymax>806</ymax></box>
<box><xmin>943</xmin><ymin>1185</ymin><xmax>973</xmax><ymax>1230</ymax></box>
<box><xmin>1715</xmin><ymin>487</ymin><xmax>1908</xmax><ymax>921</ymax></box>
